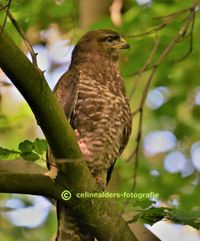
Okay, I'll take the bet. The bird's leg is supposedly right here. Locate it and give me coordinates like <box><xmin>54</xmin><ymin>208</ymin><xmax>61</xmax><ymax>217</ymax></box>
<box><xmin>45</xmin><ymin>129</ymin><xmax>91</xmax><ymax>179</ymax></box>
<box><xmin>75</xmin><ymin>129</ymin><xmax>106</xmax><ymax>189</ymax></box>
<box><xmin>95</xmin><ymin>174</ymin><xmax>107</xmax><ymax>190</ymax></box>
<box><xmin>74</xmin><ymin>129</ymin><xmax>91</xmax><ymax>160</ymax></box>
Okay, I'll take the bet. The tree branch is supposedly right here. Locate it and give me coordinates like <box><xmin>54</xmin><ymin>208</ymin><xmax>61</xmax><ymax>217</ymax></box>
<box><xmin>0</xmin><ymin>172</ymin><xmax>54</xmax><ymax>196</ymax></box>
<box><xmin>0</xmin><ymin>27</ymin><xmax>137</xmax><ymax>241</ymax></box>
<box><xmin>0</xmin><ymin>0</ymin><xmax>12</xmax><ymax>36</ymax></box>
<box><xmin>0</xmin><ymin>1</ymin><xmax>38</xmax><ymax>67</ymax></box>
<box><xmin>0</xmin><ymin>159</ymin><xmax>46</xmax><ymax>174</ymax></box>
<box><xmin>119</xmin><ymin>2</ymin><xmax>197</xmax><ymax>231</ymax></box>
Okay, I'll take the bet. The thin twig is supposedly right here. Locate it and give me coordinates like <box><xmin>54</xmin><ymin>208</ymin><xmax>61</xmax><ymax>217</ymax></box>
<box><xmin>0</xmin><ymin>2</ymin><xmax>9</xmax><ymax>10</ymax></box>
<box><xmin>127</xmin><ymin>10</ymin><xmax>180</xmax><ymax>39</ymax></box>
<box><xmin>0</xmin><ymin>2</ymin><xmax>38</xmax><ymax>67</ymax></box>
<box><xmin>0</xmin><ymin>0</ymin><xmax>12</xmax><ymax>36</ymax></box>
<box><xmin>127</xmin><ymin>5</ymin><xmax>195</xmax><ymax>39</ymax></box>
<box><xmin>152</xmin><ymin>6</ymin><xmax>193</xmax><ymax>20</ymax></box>
<box><xmin>172</xmin><ymin>8</ymin><xmax>196</xmax><ymax>62</ymax></box>
<box><xmin>111</xmin><ymin>4</ymin><xmax>198</xmax><ymax>237</ymax></box>
<box><xmin>127</xmin><ymin>21</ymin><xmax>169</xmax><ymax>38</ymax></box>
<box><xmin>7</xmin><ymin>11</ymin><xmax>38</xmax><ymax>67</ymax></box>
<box><xmin>131</xmin><ymin>0</ymin><xmax>197</xmax><ymax>198</ymax></box>
<box><xmin>131</xmin><ymin>64</ymin><xmax>157</xmax><ymax>76</ymax></box>
<box><xmin>129</xmin><ymin>32</ymin><xmax>159</xmax><ymax>100</ymax></box>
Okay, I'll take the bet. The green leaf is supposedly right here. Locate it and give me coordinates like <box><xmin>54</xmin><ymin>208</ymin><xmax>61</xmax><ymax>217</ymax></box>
<box><xmin>128</xmin><ymin>207</ymin><xmax>173</xmax><ymax>225</ymax></box>
<box><xmin>128</xmin><ymin>207</ymin><xmax>200</xmax><ymax>229</ymax></box>
<box><xmin>33</xmin><ymin>138</ymin><xmax>48</xmax><ymax>155</ymax></box>
<box><xmin>18</xmin><ymin>140</ymin><xmax>33</xmax><ymax>153</ymax></box>
<box><xmin>141</xmin><ymin>207</ymin><xmax>171</xmax><ymax>225</ymax></box>
<box><xmin>132</xmin><ymin>198</ymin><xmax>155</xmax><ymax>209</ymax></box>
<box><xmin>0</xmin><ymin>147</ymin><xmax>20</xmax><ymax>160</ymax></box>
<box><xmin>20</xmin><ymin>152</ymin><xmax>40</xmax><ymax>161</ymax></box>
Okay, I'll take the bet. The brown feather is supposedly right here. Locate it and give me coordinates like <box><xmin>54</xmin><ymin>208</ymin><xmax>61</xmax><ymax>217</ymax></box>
<box><xmin>51</xmin><ymin>29</ymin><xmax>132</xmax><ymax>241</ymax></box>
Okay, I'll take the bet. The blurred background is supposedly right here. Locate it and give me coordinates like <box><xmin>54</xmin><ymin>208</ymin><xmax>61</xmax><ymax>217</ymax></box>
<box><xmin>0</xmin><ymin>0</ymin><xmax>200</xmax><ymax>240</ymax></box>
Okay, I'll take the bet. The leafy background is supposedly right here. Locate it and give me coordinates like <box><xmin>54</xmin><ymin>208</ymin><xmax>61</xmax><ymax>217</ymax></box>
<box><xmin>0</xmin><ymin>0</ymin><xmax>200</xmax><ymax>240</ymax></box>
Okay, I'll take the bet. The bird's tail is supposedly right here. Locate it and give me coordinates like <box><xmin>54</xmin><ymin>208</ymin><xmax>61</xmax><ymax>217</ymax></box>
<box><xmin>56</xmin><ymin>202</ymin><xmax>95</xmax><ymax>241</ymax></box>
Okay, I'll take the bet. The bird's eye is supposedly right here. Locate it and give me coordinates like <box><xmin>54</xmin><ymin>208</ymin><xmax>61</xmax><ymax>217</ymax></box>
<box><xmin>106</xmin><ymin>36</ymin><xmax>114</xmax><ymax>42</ymax></box>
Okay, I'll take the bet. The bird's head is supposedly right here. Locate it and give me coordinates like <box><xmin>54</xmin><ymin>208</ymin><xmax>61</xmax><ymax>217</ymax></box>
<box><xmin>72</xmin><ymin>29</ymin><xmax>129</xmax><ymax>62</ymax></box>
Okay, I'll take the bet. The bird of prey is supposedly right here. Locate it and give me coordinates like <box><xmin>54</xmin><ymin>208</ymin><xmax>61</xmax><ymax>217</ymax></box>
<box><xmin>50</xmin><ymin>29</ymin><xmax>132</xmax><ymax>241</ymax></box>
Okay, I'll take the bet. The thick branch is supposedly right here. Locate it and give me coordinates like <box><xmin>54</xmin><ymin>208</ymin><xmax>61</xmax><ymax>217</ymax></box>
<box><xmin>0</xmin><ymin>28</ymin><xmax>137</xmax><ymax>241</ymax></box>
<box><xmin>0</xmin><ymin>159</ymin><xmax>46</xmax><ymax>173</ymax></box>
<box><xmin>0</xmin><ymin>170</ymin><xmax>138</xmax><ymax>241</ymax></box>
<box><xmin>0</xmin><ymin>173</ymin><xmax>54</xmax><ymax>196</ymax></box>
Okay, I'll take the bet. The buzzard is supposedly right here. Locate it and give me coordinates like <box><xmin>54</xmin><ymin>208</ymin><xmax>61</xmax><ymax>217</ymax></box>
<box><xmin>51</xmin><ymin>29</ymin><xmax>132</xmax><ymax>241</ymax></box>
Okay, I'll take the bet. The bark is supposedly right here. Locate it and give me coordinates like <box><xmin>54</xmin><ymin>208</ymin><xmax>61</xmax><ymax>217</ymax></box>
<box><xmin>0</xmin><ymin>159</ymin><xmax>46</xmax><ymax>173</ymax></box>
<box><xmin>0</xmin><ymin>27</ymin><xmax>138</xmax><ymax>241</ymax></box>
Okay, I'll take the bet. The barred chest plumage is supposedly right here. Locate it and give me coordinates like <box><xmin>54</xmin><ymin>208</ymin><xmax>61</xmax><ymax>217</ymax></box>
<box><xmin>70</xmin><ymin>62</ymin><xmax>132</xmax><ymax>178</ymax></box>
<box><xmin>53</xmin><ymin>29</ymin><xmax>132</xmax><ymax>241</ymax></box>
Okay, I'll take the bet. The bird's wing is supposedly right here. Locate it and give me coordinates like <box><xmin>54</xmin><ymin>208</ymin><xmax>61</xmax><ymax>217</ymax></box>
<box><xmin>46</xmin><ymin>70</ymin><xmax>78</xmax><ymax>169</ymax></box>
<box><xmin>119</xmin><ymin>122</ymin><xmax>132</xmax><ymax>156</ymax></box>
<box><xmin>54</xmin><ymin>70</ymin><xmax>78</xmax><ymax>120</ymax></box>
<box><xmin>52</xmin><ymin>71</ymin><xmax>94</xmax><ymax>240</ymax></box>
<box><xmin>107</xmin><ymin>112</ymin><xmax>132</xmax><ymax>184</ymax></box>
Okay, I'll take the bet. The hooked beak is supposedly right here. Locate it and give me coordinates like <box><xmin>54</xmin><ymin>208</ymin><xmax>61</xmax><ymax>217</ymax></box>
<box><xmin>118</xmin><ymin>37</ymin><xmax>130</xmax><ymax>49</ymax></box>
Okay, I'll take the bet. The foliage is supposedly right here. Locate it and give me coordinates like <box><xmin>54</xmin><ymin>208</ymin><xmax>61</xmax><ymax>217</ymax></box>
<box><xmin>0</xmin><ymin>0</ymin><xmax>200</xmax><ymax>240</ymax></box>
<box><xmin>129</xmin><ymin>207</ymin><xmax>200</xmax><ymax>229</ymax></box>
<box><xmin>0</xmin><ymin>138</ymin><xmax>48</xmax><ymax>161</ymax></box>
